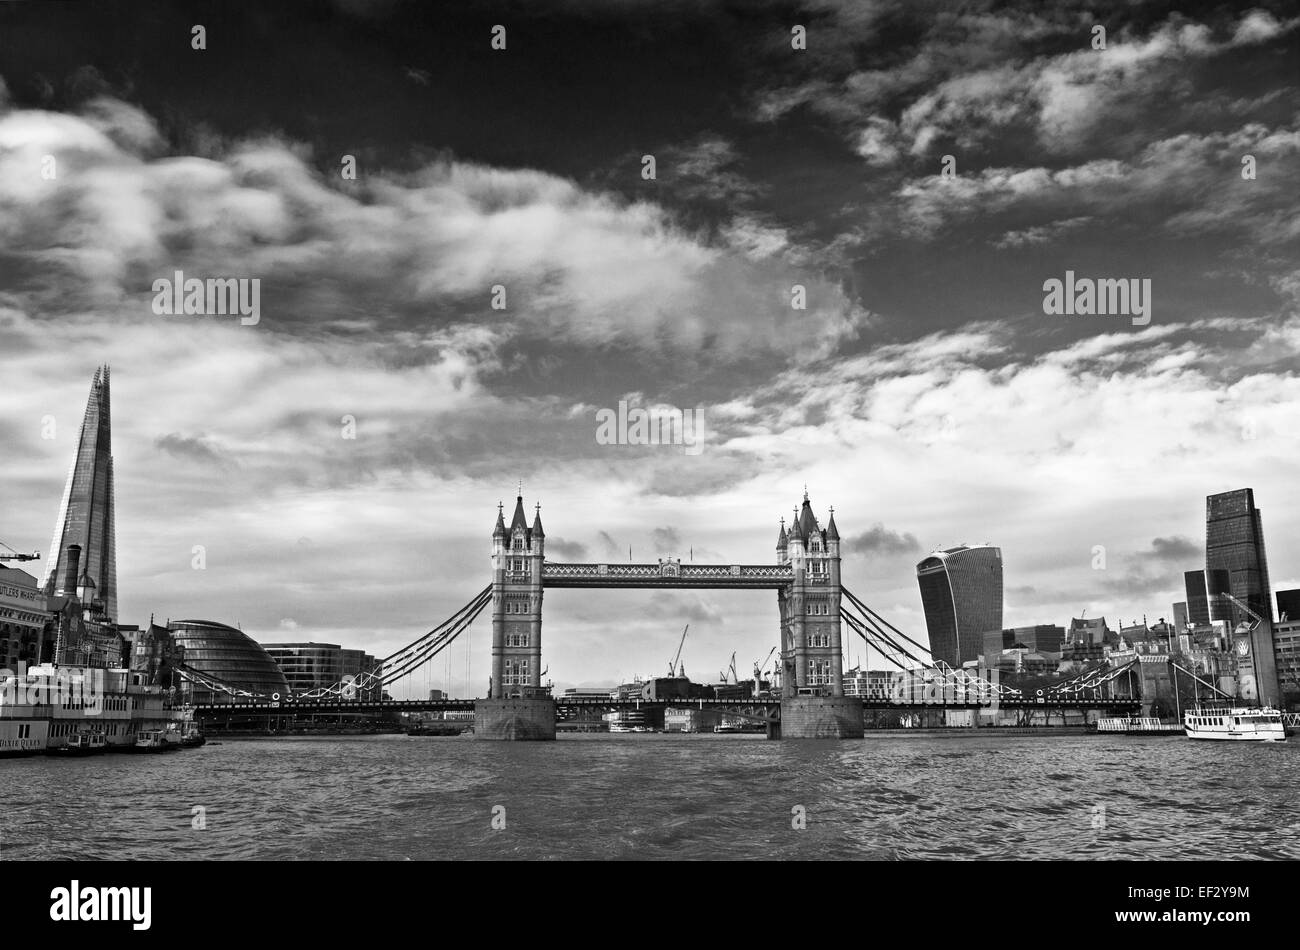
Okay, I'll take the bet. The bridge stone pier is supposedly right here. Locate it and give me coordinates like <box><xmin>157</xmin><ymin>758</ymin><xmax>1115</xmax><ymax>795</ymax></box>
<box><xmin>474</xmin><ymin>693</ymin><xmax>557</xmax><ymax>740</ymax></box>
<box><xmin>480</xmin><ymin>490</ymin><xmax>863</xmax><ymax>740</ymax></box>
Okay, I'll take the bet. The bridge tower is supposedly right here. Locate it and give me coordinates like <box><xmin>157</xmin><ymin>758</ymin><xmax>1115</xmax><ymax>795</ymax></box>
<box><xmin>776</xmin><ymin>492</ymin><xmax>862</xmax><ymax>738</ymax></box>
<box><xmin>479</xmin><ymin>492</ymin><xmax>555</xmax><ymax>739</ymax></box>
<box><xmin>490</xmin><ymin>493</ymin><xmax>544</xmax><ymax>697</ymax></box>
<box><xmin>777</xmin><ymin>492</ymin><xmax>844</xmax><ymax>698</ymax></box>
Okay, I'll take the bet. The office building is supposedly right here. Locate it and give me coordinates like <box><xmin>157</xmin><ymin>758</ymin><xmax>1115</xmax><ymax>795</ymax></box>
<box><xmin>1274</xmin><ymin>620</ymin><xmax>1300</xmax><ymax>708</ymax></box>
<box><xmin>983</xmin><ymin>628</ymin><xmax>1012</xmax><ymax>658</ymax></box>
<box><xmin>0</xmin><ymin>565</ymin><xmax>50</xmax><ymax>668</ymax></box>
<box><xmin>1205</xmin><ymin>489</ymin><xmax>1273</xmax><ymax>625</ymax></box>
<box><xmin>916</xmin><ymin>545</ymin><xmax>1003</xmax><ymax>667</ymax></box>
<box><xmin>1184</xmin><ymin>571</ymin><xmax>1210</xmax><ymax>626</ymax></box>
<box><xmin>41</xmin><ymin>367</ymin><xmax>118</xmax><ymax>621</ymax></box>
<box><xmin>1205</xmin><ymin>568</ymin><xmax>1234</xmax><ymax>625</ymax></box>
<box><xmin>989</xmin><ymin>625</ymin><xmax>1065</xmax><ymax>655</ymax></box>
<box><xmin>1172</xmin><ymin>601</ymin><xmax>1189</xmax><ymax>631</ymax></box>
<box><xmin>262</xmin><ymin>642</ymin><xmax>343</xmax><ymax>693</ymax></box>
<box><xmin>340</xmin><ymin>647</ymin><xmax>381</xmax><ymax>700</ymax></box>
<box><xmin>1277</xmin><ymin>589</ymin><xmax>1300</xmax><ymax>623</ymax></box>
<box><xmin>562</xmin><ymin>687</ymin><xmax>616</xmax><ymax>700</ymax></box>
<box><xmin>261</xmin><ymin>641</ymin><xmax>379</xmax><ymax>699</ymax></box>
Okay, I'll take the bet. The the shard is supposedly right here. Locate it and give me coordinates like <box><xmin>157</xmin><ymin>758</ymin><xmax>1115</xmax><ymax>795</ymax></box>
<box><xmin>41</xmin><ymin>366</ymin><xmax>117</xmax><ymax>622</ymax></box>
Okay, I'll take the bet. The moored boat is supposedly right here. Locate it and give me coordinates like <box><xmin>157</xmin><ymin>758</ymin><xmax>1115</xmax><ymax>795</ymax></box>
<box><xmin>133</xmin><ymin>728</ymin><xmax>183</xmax><ymax>752</ymax></box>
<box><xmin>52</xmin><ymin>731</ymin><xmax>108</xmax><ymax>755</ymax></box>
<box><xmin>1184</xmin><ymin>705</ymin><xmax>1286</xmax><ymax>741</ymax></box>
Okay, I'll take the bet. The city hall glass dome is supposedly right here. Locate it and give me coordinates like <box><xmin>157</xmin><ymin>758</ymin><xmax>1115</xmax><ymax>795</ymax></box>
<box><xmin>167</xmin><ymin>620</ymin><xmax>288</xmax><ymax>702</ymax></box>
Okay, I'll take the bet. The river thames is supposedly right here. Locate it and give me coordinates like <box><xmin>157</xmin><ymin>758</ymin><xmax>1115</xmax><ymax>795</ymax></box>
<box><xmin>3</xmin><ymin>734</ymin><xmax>1297</xmax><ymax>860</ymax></box>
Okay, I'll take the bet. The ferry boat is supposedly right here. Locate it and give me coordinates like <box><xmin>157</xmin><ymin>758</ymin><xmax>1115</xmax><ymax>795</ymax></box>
<box><xmin>606</xmin><ymin>710</ymin><xmax>652</xmax><ymax>733</ymax></box>
<box><xmin>1</xmin><ymin>664</ymin><xmax>189</xmax><ymax>754</ymax></box>
<box><xmin>1184</xmin><ymin>706</ymin><xmax>1286</xmax><ymax>742</ymax></box>
<box><xmin>1096</xmin><ymin>716</ymin><xmax>1184</xmax><ymax>736</ymax></box>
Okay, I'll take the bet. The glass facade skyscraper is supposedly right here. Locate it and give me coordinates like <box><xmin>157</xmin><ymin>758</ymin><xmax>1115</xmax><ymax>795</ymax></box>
<box><xmin>1205</xmin><ymin>489</ymin><xmax>1273</xmax><ymax>625</ymax></box>
<box><xmin>916</xmin><ymin>545</ymin><xmax>1003</xmax><ymax>667</ymax></box>
<box><xmin>41</xmin><ymin>366</ymin><xmax>117</xmax><ymax>621</ymax></box>
<box><xmin>1183</xmin><ymin>570</ymin><xmax>1210</xmax><ymax>626</ymax></box>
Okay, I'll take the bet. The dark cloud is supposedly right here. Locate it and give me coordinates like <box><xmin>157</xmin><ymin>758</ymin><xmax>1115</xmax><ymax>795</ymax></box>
<box><xmin>651</xmin><ymin>526</ymin><xmax>682</xmax><ymax>554</ymax></box>
<box><xmin>546</xmin><ymin>537</ymin><xmax>588</xmax><ymax>560</ymax></box>
<box><xmin>154</xmin><ymin>433</ymin><xmax>225</xmax><ymax>466</ymax></box>
<box><xmin>645</xmin><ymin>593</ymin><xmax>723</xmax><ymax>624</ymax></box>
<box><xmin>1148</xmin><ymin>535</ymin><xmax>1200</xmax><ymax>562</ymax></box>
<box><xmin>844</xmin><ymin>524</ymin><xmax>922</xmax><ymax>558</ymax></box>
<box><xmin>597</xmin><ymin>531</ymin><xmax>623</xmax><ymax>560</ymax></box>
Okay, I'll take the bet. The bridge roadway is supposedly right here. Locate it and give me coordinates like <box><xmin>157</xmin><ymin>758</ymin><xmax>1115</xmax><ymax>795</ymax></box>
<box><xmin>193</xmin><ymin>696</ymin><xmax>1142</xmax><ymax>717</ymax></box>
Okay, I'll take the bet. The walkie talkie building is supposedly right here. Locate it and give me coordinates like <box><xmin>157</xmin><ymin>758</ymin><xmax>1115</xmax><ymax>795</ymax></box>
<box><xmin>916</xmin><ymin>545</ymin><xmax>1003</xmax><ymax>667</ymax></box>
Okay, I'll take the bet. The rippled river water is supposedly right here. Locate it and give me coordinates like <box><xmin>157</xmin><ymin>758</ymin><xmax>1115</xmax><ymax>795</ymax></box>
<box><xmin>3</xmin><ymin>733</ymin><xmax>1297</xmax><ymax>860</ymax></box>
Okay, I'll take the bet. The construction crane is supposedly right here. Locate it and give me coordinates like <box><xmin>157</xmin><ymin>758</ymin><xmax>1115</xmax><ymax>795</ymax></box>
<box><xmin>1218</xmin><ymin>591</ymin><xmax>1265</xmax><ymax>630</ymax></box>
<box><xmin>753</xmin><ymin>646</ymin><xmax>776</xmax><ymax>680</ymax></box>
<box><xmin>0</xmin><ymin>540</ymin><xmax>40</xmax><ymax>562</ymax></box>
<box><xmin>667</xmin><ymin>624</ymin><xmax>688</xmax><ymax>678</ymax></box>
<box><xmin>717</xmin><ymin>650</ymin><xmax>738</xmax><ymax>685</ymax></box>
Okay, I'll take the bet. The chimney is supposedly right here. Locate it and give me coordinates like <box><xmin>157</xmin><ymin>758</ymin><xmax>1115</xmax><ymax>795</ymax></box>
<box><xmin>62</xmin><ymin>545</ymin><xmax>82</xmax><ymax>597</ymax></box>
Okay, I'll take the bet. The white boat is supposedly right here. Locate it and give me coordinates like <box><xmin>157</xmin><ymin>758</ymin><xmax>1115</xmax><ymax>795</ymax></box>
<box><xmin>606</xmin><ymin>710</ymin><xmax>652</xmax><ymax>733</ymax></box>
<box><xmin>1184</xmin><ymin>706</ymin><xmax>1286</xmax><ymax>741</ymax></box>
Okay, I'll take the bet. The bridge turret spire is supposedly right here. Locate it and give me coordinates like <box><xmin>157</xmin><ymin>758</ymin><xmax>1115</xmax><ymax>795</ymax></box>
<box><xmin>797</xmin><ymin>494</ymin><xmax>817</xmax><ymax>540</ymax></box>
<box><xmin>493</xmin><ymin>501</ymin><xmax>506</xmax><ymax>538</ymax></box>
<box><xmin>509</xmin><ymin>494</ymin><xmax>529</xmax><ymax>534</ymax></box>
<box><xmin>532</xmin><ymin>502</ymin><xmax>545</xmax><ymax>539</ymax></box>
<box><xmin>826</xmin><ymin>506</ymin><xmax>839</xmax><ymax>542</ymax></box>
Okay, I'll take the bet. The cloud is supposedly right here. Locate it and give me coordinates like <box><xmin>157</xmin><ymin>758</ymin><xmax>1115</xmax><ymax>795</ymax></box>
<box><xmin>596</xmin><ymin>531</ymin><xmax>623</xmax><ymax>559</ymax></box>
<box><xmin>546</xmin><ymin>537</ymin><xmax>588</xmax><ymax>560</ymax></box>
<box><xmin>845</xmin><ymin>524</ymin><xmax>922</xmax><ymax>558</ymax></box>
<box><xmin>1148</xmin><ymin>535</ymin><xmax>1201</xmax><ymax>562</ymax></box>
<box><xmin>657</xmin><ymin>134</ymin><xmax>762</xmax><ymax>204</ymax></box>
<box><xmin>154</xmin><ymin>432</ymin><xmax>227</xmax><ymax>466</ymax></box>
<box><xmin>852</xmin><ymin>116</ymin><xmax>901</xmax><ymax>166</ymax></box>
<box><xmin>755</xmin><ymin>8</ymin><xmax>1300</xmax><ymax>167</ymax></box>
<box><xmin>993</xmin><ymin>216</ymin><xmax>1091</xmax><ymax>249</ymax></box>
<box><xmin>645</xmin><ymin>592</ymin><xmax>723</xmax><ymax>624</ymax></box>
<box><xmin>0</xmin><ymin>94</ymin><xmax>863</xmax><ymax>361</ymax></box>
<box><xmin>893</xmin><ymin>123</ymin><xmax>1300</xmax><ymax>244</ymax></box>
<box><xmin>651</xmin><ymin>526</ymin><xmax>682</xmax><ymax>554</ymax></box>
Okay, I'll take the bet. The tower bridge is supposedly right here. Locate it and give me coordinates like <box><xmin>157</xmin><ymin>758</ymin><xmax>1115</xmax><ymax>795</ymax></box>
<box><xmin>182</xmin><ymin>488</ymin><xmax>1140</xmax><ymax>740</ymax></box>
<box><xmin>484</xmin><ymin>489</ymin><xmax>863</xmax><ymax>737</ymax></box>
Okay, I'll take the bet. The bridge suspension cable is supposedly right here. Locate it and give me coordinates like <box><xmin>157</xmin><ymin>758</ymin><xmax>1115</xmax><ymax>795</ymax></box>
<box><xmin>1038</xmin><ymin>658</ymin><xmax>1138</xmax><ymax>698</ymax></box>
<box><xmin>840</xmin><ymin>606</ymin><xmax>920</xmax><ymax>670</ymax></box>
<box><xmin>172</xmin><ymin>662</ymin><xmax>262</xmax><ymax>699</ymax></box>
<box><xmin>839</xmin><ymin>586</ymin><xmax>1023</xmax><ymax>699</ymax></box>
<box><xmin>171</xmin><ymin>586</ymin><xmax>493</xmax><ymax>702</ymax></box>
<box><xmin>841</xmin><ymin>587</ymin><xmax>935</xmax><ymax>658</ymax></box>
<box><xmin>297</xmin><ymin>585</ymin><xmax>492</xmax><ymax>698</ymax></box>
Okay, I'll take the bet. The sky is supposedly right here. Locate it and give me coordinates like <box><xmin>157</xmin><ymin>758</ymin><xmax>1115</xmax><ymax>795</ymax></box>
<box><xmin>1</xmin><ymin>0</ymin><xmax>1298</xmax><ymax>697</ymax></box>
